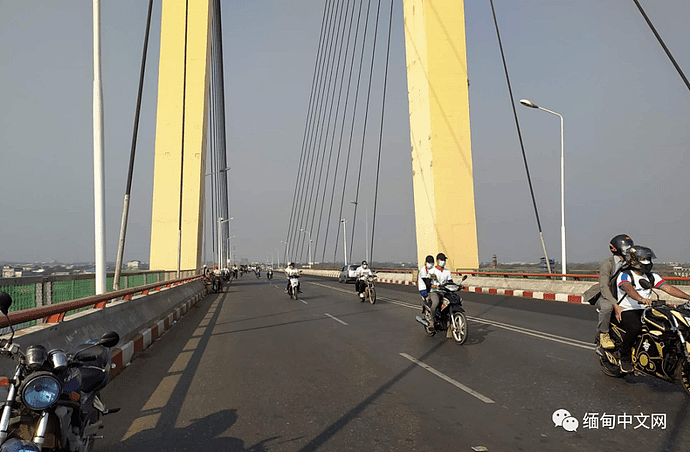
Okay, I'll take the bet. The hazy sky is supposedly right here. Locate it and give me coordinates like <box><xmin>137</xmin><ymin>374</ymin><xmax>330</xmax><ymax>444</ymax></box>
<box><xmin>1</xmin><ymin>1</ymin><xmax>688</xmax><ymax>266</ymax></box>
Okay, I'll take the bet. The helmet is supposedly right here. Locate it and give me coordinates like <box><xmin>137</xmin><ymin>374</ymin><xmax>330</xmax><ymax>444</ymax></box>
<box><xmin>626</xmin><ymin>245</ymin><xmax>656</xmax><ymax>273</ymax></box>
<box><xmin>436</xmin><ymin>253</ymin><xmax>447</xmax><ymax>261</ymax></box>
<box><xmin>288</xmin><ymin>262</ymin><xmax>295</xmax><ymax>267</ymax></box>
<box><xmin>425</xmin><ymin>255</ymin><xmax>434</xmax><ymax>264</ymax></box>
<box><xmin>609</xmin><ymin>234</ymin><xmax>634</xmax><ymax>257</ymax></box>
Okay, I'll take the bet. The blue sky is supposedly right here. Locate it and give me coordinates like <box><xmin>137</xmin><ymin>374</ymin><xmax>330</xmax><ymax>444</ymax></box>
<box><xmin>0</xmin><ymin>1</ymin><xmax>688</xmax><ymax>266</ymax></box>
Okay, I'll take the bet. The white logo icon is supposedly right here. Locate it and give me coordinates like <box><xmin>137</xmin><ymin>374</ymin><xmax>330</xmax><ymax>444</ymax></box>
<box><xmin>553</xmin><ymin>409</ymin><xmax>579</xmax><ymax>432</ymax></box>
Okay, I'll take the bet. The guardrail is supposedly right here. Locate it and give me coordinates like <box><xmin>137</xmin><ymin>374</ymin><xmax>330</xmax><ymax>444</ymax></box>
<box><xmin>0</xmin><ymin>274</ymin><xmax>203</xmax><ymax>328</ymax></box>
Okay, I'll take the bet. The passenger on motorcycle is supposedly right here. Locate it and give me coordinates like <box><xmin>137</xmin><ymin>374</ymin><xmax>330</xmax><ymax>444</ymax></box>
<box><xmin>418</xmin><ymin>255</ymin><xmax>435</xmax><ymax>303</ymax></box>
<box><xmin>597</xmin><ymin>234</ymin><xmax>635</xmax><ymax>349</ymax></box>
<box><xmin>427</xmin><ymin>253</ymin><xmax>454</xmax><ymax>330</ymax></box>
<box><xmin>354</xmin><ymin>261</ymin><xmax>374</xmax><ymax>299</ymax></box>
<box><xmin>614</xmin><ymin>246</ymin><xmax>690</xmax><ymax>372</ymax></box>
<box><xmin>285</xmin><ymin>262</ymin><xmax>301</xmax><ymax>293</ymax></box>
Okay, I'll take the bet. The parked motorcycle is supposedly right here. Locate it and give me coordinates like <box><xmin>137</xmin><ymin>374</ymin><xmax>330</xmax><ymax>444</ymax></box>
<box><xmin>0</xmin><ymin>291</ymin><xmax>120</xmax><ymax>451</ymax></box>
<box><xmin>288</xmin><ymin>274</ymin><xmax>300</xmax><ymax>300</ymax></box>
<box><xmin>415</xmin><ymin>275</ymin><xmax>468</xmax><ymax>344</ymax></box>
<box><xmin>359</xmin><ymin>275</ymin><xmax>377</xmax><ymax>304</ymax></box>
<box><xmin>596</xmin><ymin>300</ymin><xmax>690</xmax><ymax>396</ymax></box>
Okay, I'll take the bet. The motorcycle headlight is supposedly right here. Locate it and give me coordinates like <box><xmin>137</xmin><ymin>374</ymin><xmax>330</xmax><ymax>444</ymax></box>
<box><xmin>0</xmin><ymin>438</ymin><xmax>41</xmax><ymax>452</ymax></box>
<box><xmin>21</xmin><ymin>373</ymin><xmax>61</xmax><ymax>410</ymax></box>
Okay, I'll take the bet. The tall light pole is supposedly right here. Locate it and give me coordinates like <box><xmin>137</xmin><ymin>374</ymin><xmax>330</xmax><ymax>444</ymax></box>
<box><xmin>281</xmin><ymin>240</ymin><xmax>289</xmax><ymax>265</ymax></box>
<box><xmin>218</xmin><ymin>218</ymin><xmax>231</xmax><ymax>269</ymax></box>
<box><xmin>520</xmin><ymin>99</ymin><xmax>566</xmax><ymax>280</ymax></box>
<box><xmin>340</xmin><ymin>219</ymin><xmax>347</xmax><ymax>266</ymax></box>
<box><xmin>272</xmin><ymin>246</ymin><xmax>280</xmax><ymax>268</ymax></box>
<box><xmin>92</xmin><ymin>0</ymin><xmax>106</xmax><ymax>294</ymax></box>
<box><xmin>300</xmin><ymin>229</ymin><xmax>313</xmax><ymax>266</ymax></box>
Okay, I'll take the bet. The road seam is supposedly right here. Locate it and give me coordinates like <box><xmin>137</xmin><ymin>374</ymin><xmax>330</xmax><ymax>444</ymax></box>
<box><xmin>400</xmin><ymin>353</ymin><xmax>495</xmax><ymax>404</ymax></box>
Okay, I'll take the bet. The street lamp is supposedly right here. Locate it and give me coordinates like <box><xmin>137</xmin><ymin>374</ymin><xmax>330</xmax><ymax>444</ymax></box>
<box><xmin>300</xmin><ymin>229</ymin><xmax>313</xmax><ymax>266</ymax></box>
<box><xmin>272</xmin><ymin>246</ymin><xmax>280</xmax><ymax>268</ymax></box>
<box><xmin>281</xmin><ymin>240</ymin><xmax>290</xmax><ymax>265</ymax></box>
<box><xmin>520</xmin><ymin>98</ymin><xmax>566</xmax><ymax>280</ymax></box>
<box><xmin>340</xmin><ymin>219</ymin><xmax>347</xmax><ymax>266</ymax></box>
<box><xmin>205</xmin><ymin>166</ymin><xmax>230</xmax><ymax>177</ymax></box>
<box><xmin>217</xmin><ymin>217</ymin><xmax>232</xmax><ymax>268</ymax></box>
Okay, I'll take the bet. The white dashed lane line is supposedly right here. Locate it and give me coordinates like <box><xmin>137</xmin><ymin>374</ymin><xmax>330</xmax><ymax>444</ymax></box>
<box><xmin>325</xmin><ymin>313</ymin><xmax>348</xmax><ymax>325</ymax></box>
<box><xmin>400</xmin><ymin>353</ymin><xmax>495</xmax><ymax>404</ymax></box>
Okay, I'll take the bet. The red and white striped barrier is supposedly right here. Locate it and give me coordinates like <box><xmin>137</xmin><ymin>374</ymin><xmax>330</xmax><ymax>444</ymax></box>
<box><xmin>464</xmin><ymin>285</ymin><xmax>584</xmax><ymax>304</ymax></box>
<box><xmin>110</xmin><ymin>291</ymin><xmax>205</xmax><ymax>378</ymax></box>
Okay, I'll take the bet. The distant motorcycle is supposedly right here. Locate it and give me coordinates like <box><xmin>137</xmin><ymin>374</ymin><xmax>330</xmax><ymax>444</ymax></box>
<box><xmin>597</xmin><ymin>299</ymin><xmax>690</xmax><ymax>396</ymax></box>
<box><xmin>255</xmin><ymin>270</ymin><xmax>261</xmax><ymax>279</ymax></box>
<box><xmin>415</xmin><ymin>275</ymin><xmax>468</xmax><ymax>344</ymax></box>
<box><xmin>267</xmin><ymin>270</ymin><xmax>273</xmax><ymax>281</ymax></box>
<box><xmin>0</xmin><ymin>291</ymin><xmax>120</xmax><ymax>452</ymax></box>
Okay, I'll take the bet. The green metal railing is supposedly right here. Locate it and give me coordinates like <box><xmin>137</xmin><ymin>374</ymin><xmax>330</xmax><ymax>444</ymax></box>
<box><xmin>0</xmin><ymin>270</ymin><xmax>198</xmax><ymax>328</ymax></box>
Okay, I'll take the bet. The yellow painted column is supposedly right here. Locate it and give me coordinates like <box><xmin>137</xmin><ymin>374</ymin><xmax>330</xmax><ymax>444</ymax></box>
<box><xmin>403</xmin><ymin>0</ymin><xmax>479</xmax><ymax>272</ymax></box>
<box><xmin>149</xmin><ymin>0</ymin><xmax>212</xmax><ymax>271</ymax></box>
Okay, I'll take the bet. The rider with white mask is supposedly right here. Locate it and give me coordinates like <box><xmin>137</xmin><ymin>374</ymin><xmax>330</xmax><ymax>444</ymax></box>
<box><xmin>427</xmin><ymin>253</ymin><xmax>454</xmax><ymax>330</ymax></box>
<box><xmin>354</xmin><ymin>260</ymin><xmax>374</xmax><ymax>299</ymax></box>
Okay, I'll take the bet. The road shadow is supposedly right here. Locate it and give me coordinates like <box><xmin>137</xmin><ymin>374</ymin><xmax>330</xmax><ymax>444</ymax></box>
<box><xmin>296</xmin><ymin>341</ymin><xmax>446</xmax><ymax>452</ymax></box>
<box><xmin>463</xmin><ymin>321</ymin><xmax>491</xmax><ymax>346</ymax></box>
<box><xmin>106</xmin><ymin>409</ymin><xmax>281</xmax><ymax>451</ymax></box>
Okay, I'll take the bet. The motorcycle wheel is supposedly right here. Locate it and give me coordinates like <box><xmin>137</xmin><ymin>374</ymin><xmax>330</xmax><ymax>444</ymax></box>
<box><xmin>369</xmin><ymin>287</ymin><xmax>376</xmax><ymax>304</ymax></box>
<box><xmin>598</xmin><ymin>354</ymin><xmax>624</xmax><ymax>378</ymax></box>
<box><xmin>291</xmin><ymin>287</ymin><xmax>298</xmax><ymax>300</ymax></box>
<box><xmin>450</xmin><ymin>311</ymin><xmax>467</xmax><ymax>344</ymax></box>
<box><xmin>675</xmin><ymin>361</ymin><xmax>690</xmax><ymax>396</ymax></box>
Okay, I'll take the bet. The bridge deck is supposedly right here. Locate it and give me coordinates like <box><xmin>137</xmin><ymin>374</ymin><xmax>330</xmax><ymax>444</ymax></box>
<box><xmin>99</xmin><ymin>275</ymin><xmax>690</xmax><ymax>451</ymax></box>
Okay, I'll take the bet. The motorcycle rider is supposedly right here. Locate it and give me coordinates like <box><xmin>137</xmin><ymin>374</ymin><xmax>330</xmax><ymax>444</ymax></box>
<box><xmin>596</xmin><ymin>234</ymin><xmax>635</xmax><ymax>349</ymax></box>
<box><xmin>427</xmin><ymin>253</ymin><xmax>454</xmax><ymax>330</ymax></box>
<box><xmin>614</xmin><ymin>245</ymin><xmax>690</xmax><ymax>372</ymax></box>
<box><xmin>267</xmin><ymin>266</ymin><xmax>274</xmax><ymax>279</ymax></box>
<box><xmin>418</xmin><ymin>255</ymin><xmax>435</xmax><ymax>303</ymax></box>
<box><xmin>285</xmin><ymin>262</ymin><xmax>300</xmax><ymax>293</ymax></box>
<box><xmin>354</xmin><ymin>260</ymin><xmax>374</xmax><ymax>299</ymax></box>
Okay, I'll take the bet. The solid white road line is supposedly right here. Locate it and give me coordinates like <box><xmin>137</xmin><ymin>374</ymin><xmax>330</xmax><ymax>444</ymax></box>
<box><xmin>400</xmin><ymin>353</ymin><xmax>495</xmax><ymax>404</ymax></box>
<box><xmin>325</xmin><ymin>313</ymin><xmax>348</xmax><ymax>325</ymax></box>
<box><xmin>308</xmin><ymin>280</ymin><xmax>595</xmax><ymax>351</ymax></box>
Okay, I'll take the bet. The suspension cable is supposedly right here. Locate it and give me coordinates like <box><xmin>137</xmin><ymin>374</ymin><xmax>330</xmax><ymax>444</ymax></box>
<box><xmin>349</xmin><ymin>0</ymin><xmax>383</xmax><ymax>261</ymax></box>
<box><xmin>369</xmin><ymin>0</ymin><xmax>394</xmax><ymax>265</ymax></box>
<box><xmin>488</xmin><ymin>0</ymin><xmax>552</xmax><ymax>273</ymax></box>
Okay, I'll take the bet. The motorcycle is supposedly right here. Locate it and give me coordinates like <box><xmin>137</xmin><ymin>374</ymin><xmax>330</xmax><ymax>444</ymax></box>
<box><xmin>288</xmin><ymin>274</ymin><xmax>300</xmax><ymax>300</ymax></box>
<box><xmin>596</xmin><ymin>299</ymin><xmax>690</xmax><ymax>396</ymax></box>
<box><xmin>204</xmin><ymin>273</ymin><xmax>222</xmax><ymax>293</ymax></box>
<box><xmin>358</xmin><ymin>275</ymin><xmax>377</xmax><ymax>304</ymax></box>
<box><xmin>255</xmin><ymin>270</ymin><xmax>261</xmax><ymax>279</ymax></box>
<box><xmin>267</xmin><ymin>270</ymin><xmax>273</xmax><ymax>281</ymax></box>
<box><xmin>0</xmin><ymin>291</ymin><xmax>120</xmax><ymax>452</ymax></box>
<box><xmin>415</xmin><ymin>276</ymin><xmax>468</xmax><ymax>344</ymax></box>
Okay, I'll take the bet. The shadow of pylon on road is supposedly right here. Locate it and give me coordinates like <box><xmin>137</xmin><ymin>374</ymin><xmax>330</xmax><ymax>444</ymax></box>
<box><xmin>296</xmin><ymin>341</ymin><xmax>446</xmax><ymax>452</ymax></box>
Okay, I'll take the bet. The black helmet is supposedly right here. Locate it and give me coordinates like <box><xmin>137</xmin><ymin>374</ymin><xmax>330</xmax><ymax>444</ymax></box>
<box><xmin>626</xmin><ymin>245</ymin><xmax>656</xmax><ymax>273</ymax></box>
<box><xmin>436</xmin><ymin>253</ymin><xmax>447</xmax><ymax>261</ymax></box>
<box><xmin>425</xmin><ymin>255</ymin><xmax>434</xmax><ymax>264</ymax></box>
<box><xmin>609</xmin><ymin>234</ymin><xmax>634</xmax><ymax>257</ymax></box>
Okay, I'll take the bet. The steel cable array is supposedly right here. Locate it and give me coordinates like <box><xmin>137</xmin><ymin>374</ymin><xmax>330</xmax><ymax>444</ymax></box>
<box><xmin>284</xmin><ymin>0</ymin><xmax>394</xmax><ymax>267</ymax></box>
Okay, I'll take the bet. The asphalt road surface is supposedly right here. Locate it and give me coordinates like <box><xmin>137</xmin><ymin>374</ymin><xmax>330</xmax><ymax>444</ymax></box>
<box><xmin>97</xmin><ymin>274</ymin><xmax>690</xmax><ymax>451</ymax></box>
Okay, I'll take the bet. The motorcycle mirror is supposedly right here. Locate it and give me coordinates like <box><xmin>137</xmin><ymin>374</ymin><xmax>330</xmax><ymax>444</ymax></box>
<box><xmin>0</xmin><ymin>292</ymin><xmax>12</xmax><ymax>316</ymax></box>
<box><xmin>97</xmin><ymin>331</ymin><xmax>120</xmax><ymax>348</ymax></box>
<box><xmin>461</xmin><ymin>275</ymin><xmax>468</xmax><ymax>281</ymax></box>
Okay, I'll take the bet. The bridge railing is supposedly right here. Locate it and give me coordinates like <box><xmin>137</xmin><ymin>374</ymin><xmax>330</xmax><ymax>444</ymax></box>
<box><xmin>0</xmin><ymin>270</ymin><xmax>199</xmax><ymax>329</ymax></box>
<box><xmin>0</xmin><ymin>273</ymin><xmax>203</xmax><ymax>330</ymax></box>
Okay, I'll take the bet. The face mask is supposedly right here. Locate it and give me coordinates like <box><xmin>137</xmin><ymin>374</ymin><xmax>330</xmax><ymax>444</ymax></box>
<box><xmin>438</xmin><ymin>260</ymin><xmax>446</xmax><ymax>268</ymax></box>
<box><xmin>641</xmin><ymin>262</ymin><xmax>653</xmax><ymax>273</ymax></box>
<box><xmin>363</xmin><ymin>264</ymin><xmax>368</xmax><ymax>269</ymax></box>
<box><xmin>426</xmin><ymin>262</ymin><xmax>433</xmax><ymax>269</ymax></box>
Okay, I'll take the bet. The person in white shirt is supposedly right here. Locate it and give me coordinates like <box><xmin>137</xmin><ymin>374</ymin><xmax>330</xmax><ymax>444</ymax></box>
<box><xmin>427</xmin><ymin>253</ymin><xmax>454</xmax><ymax>329</ymax></box>
<box><xmin>615</xmin><ymin>246</ymin><xmax>690</xmax><ymax>372</ymax></box>
<box><xmin>418</xmin><ymin>255</ymin><xmax>435</xmax><ymax>302</ymax></box>
<box><xmin>285</xmin><ymin>262</ymin><xmax>301</xmax><ymax>293</ymax></box>
<box><xmin>354</xmin><ymin>261</ymin><xmax>374</xmax><ymax>299</ymax></box>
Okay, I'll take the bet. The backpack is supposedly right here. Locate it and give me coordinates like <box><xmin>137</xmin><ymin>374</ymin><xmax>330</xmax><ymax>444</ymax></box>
<box><xmin>585</xmin><ymin>263</ymin><xmax>633</xmax><ymax>305</ymax></box>
<box><xmin>613</xmin><ymin>269</ymin><xmax>656</xmax><ymax>304</ymax></box>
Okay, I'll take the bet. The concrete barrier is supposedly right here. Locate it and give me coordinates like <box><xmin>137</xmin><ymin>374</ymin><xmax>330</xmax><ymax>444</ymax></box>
<box><xmin>291</xmin><ymin>269</ymin><xmax>688</xmax><ymax>306</ymax></box>
<box><xmin>0</xmin><ymin>280</ymin><xmax>207</xmax><ymax>378</ymax></box>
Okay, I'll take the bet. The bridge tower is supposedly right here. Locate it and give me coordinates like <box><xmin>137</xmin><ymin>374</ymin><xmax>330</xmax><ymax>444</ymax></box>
<box><xmin>403</xmin><ymin>0</ymin><xmax>479</xmax><ymax>271</ymax></box>
<box><xmin>149</xmin><ymin>0</ymin><xmax>212</xmax><ymax>271</ymax></box>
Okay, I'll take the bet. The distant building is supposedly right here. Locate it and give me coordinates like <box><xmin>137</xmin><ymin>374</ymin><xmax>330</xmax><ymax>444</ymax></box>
<box><xmin>127</xmin><ymin>260</ymin><xmax>142</xmax><ymax>270</ymax></box>
<box><xmin>2</xmin><ymin>266</ymin><xmax>14</xmax><ymax>278</ymax></box>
